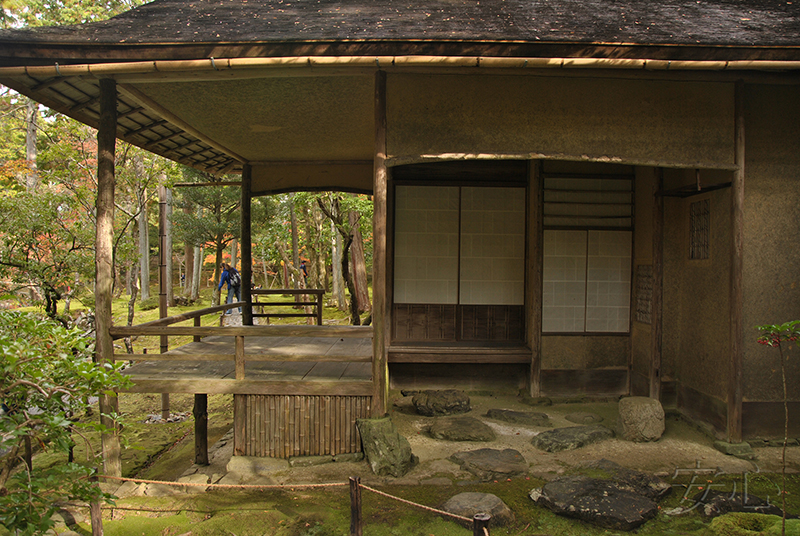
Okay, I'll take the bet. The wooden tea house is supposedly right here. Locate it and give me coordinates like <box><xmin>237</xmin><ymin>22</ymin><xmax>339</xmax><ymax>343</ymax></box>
<box><xmin>1</xmin><ymin>0</ymin><xmax>799</xmax><ymax>472</ymax></box>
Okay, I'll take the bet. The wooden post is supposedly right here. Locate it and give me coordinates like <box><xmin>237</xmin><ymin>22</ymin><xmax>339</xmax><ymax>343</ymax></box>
<box><xmin>233</xmin><ymin>394</ymin><xmax>246</xmax><ymax>456</ymax></box>
<box><xmin>349</xmin><ymin>476</ymin><xmax>362</xmax><ymax>536</ymax></box>
<box><xmin>316</xmin><ymin>292</ymin><xmax>323</xmax><ymax>326</ymax></box>
<box><xmin>241</xmin><ymin>163</ymin><xmax>253</xmax><ymax>326</ymax></box>
<box><xmin>158</xmin><ymin>186</ymin><xmax>170</xmax><ymax>420</ymax></box>
<box><xmin>193</xmin><ymin>316</ymin><xmax>202</xmax><ymax>342</ymax></box>
<box><xmin>472</xmin><ymin>513</ymin><xmax>491</xmax><ymax>535</ymax></box>
<box><xmin>96</xmin><ymin>77</ymin><xmax>121</xmax><ymax>477</ymax></box>
<box><xmin>371</xmin><ymin>69</ymin><xmax>389</xmax><ymax>417</ymax></box>
<box><xmin>235</xmin><ymin>335</ymin><xmax>245</xmax><ymax>380</ymax></box>
<box><xmin>728</xmin><ymin>80</ymin><xmax>746</xmax><ymax>443</ymax></box>
<box><xmin>650</xmin><ymin>168</ymin><xmax>664</xmax><ymax>400</ymax></box>
<box><xmin>528</xmin><ymin>161</ymin><xmax>543</xmax><ymax>397</ymax></box>
<box><xmin>194</xmin><ymin>394</ymin><xmax>208</xmax><ymax>465</ymax></box>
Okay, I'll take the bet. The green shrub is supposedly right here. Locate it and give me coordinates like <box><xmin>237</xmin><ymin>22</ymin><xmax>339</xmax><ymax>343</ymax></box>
<box><xmin>139</xmin><ymin>296</ymin><xmax>159</xmax><ymax>311</ymax></box>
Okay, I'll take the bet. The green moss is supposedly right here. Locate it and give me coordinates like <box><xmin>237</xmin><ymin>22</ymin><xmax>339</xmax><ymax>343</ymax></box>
<box><xmin>707</xmin><ymin>513</ymin><xmax>800</xmax><ymax>535</ymax></box>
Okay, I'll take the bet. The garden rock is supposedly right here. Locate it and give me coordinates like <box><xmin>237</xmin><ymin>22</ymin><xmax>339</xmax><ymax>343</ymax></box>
<box><xmin>713</xmin><ymin>440</ymin><xmax>755</xmax><ymax>460</ymax></box>
<box><xmin>412</xmin><ymin>390</ymin><xmax>471</xmax><ymax>416</ymax></box>
<box><xmin>531</xmin><ymin>425</ymin><xmax>613</xmax><ymax>452</ymax></box>
<box><xmin>485</xmin><ymin>408</ymin><xmax>550</xmax><ymax>426</ymax></box>
<box><xmin>442</xmin><ymin>492</ymin><xmax>515</xmax><ymax>527</ymax></box>
<box><xmin>565</xmin><ymin>411</ymin><xmax>604</xmax><ymax>424</ymax></box>
<box><xmin>616</xmin><ymin>396</ymin><xmax>665</xmax><ymax>442</ymax></box>
<box><xmin>530</xmin><ymin>475</ymin><xmax>659</xmax><ymax>531</ymax></box>
<box><xmin>695</xmin><ymin>490</ymin><xmax>788</xmax><ymax>519</ymax></box>
<box><xmin>429</xmin><ymin>416</ymin><xmax>496</xmax><ymax>442</ymax></box>
<box><xmin>449</xmin><ymin>448</ymin><xmax>527</xmax><ymax>481</ymax></box>
<box><xmin>356</xmin><ymin>416</ymin><xmax>418</xmax><ymax>477</ymax></box>
<box><xmin>582</xmin><ymin>459</ymin><xmax>671</xmax><ymax>500</ymax></box>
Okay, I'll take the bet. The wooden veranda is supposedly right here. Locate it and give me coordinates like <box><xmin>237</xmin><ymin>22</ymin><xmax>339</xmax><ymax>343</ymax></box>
<box><xmin>111</xmin><ymin>302</ymin><xmax>376</xmax><ymax>458</ymax></box>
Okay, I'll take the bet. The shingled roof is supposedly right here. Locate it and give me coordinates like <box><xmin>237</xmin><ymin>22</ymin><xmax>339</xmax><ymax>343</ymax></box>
<box><xmin>1</xmin><ymin>0</ymin><xmax>799</xmax><ymax>65</ymax></box>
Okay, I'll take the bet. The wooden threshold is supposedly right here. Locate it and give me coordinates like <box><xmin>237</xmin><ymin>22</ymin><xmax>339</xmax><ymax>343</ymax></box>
<box><xmin>388</xmin><ymin>345</ymin><xmax>531</xmax><ymax>364</ymax></box>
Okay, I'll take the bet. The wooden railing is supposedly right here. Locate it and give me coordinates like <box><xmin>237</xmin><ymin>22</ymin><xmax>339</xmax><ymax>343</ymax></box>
<box><xmin>108</xmin><ymin>303</ymin><xmax>374</xmax><ymax>396</ymax></box>
<box><xmin>251</xmin><ymin>288</ymin><xmax>324</xmax><ymax>325</ymax></box>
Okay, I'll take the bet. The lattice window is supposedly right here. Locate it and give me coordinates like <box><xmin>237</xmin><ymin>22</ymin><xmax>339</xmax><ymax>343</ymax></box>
<box><xmin>635</xmin><ymin>265</ymin><xmax>653</xmax><ymax>324</ymax></box>
<box><xmin>689</xmin><ymin>199</ymin><xmax>710</xmax><ymax>260</ymax></box>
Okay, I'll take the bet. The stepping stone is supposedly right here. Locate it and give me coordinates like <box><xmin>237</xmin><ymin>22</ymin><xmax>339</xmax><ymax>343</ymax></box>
<box><xmin>565</xmin><ymin>411</ymin><xmax>604</xmax><ymax>424</ymax></box>
<box><xmin>582</xmin><ymin>459</ymin><xmax>671</xmax><ymax>500</ymax></box>
<box><xmin>449</xmin><ymin>448</ymin><xmax>527</xmax><ymax>481</ymax></box>
<box><xmin>412</xmin><ymin>390</ymin><xmax>471</xmax><ymax>416</ymax></box>
<box><xmin>531</xmin><ymin>425</ymin><xmax>613</xmax><ymax>452</ymax></box>
<box><xmin>429</xmin><ymin>416</ymin><xmax>496</xmax><ymax>442</ymax></box>
<box><xmin>530</xmin><ymin>475</ymin><xmax>658</xmax><ymax>531</ymax></box>
<box><xmin>695</xmin><ymin>490</ymin><xmax>787</xmax><ymax>518</ymax></box>
<box><xmin>713</xmin><ymin>440</ymin><xmax>755</xmax><ymax>460</ymax></box>
<box><xmin>485</xmin><ymin>409</ymin><xmax>550</xmax><ymax>426</ymax></box>
<box><xmin>442</xmin><ymin>492</ymin><xmax>515</xmax><ymax>527</ymax></box>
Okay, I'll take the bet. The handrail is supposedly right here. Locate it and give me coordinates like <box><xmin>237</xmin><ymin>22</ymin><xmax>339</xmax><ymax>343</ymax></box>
<box><xmin>251</xmin><ymin>288</ymin><xmax>324</xmax><ymax>325</ymax></box>
<box><xmin>110</xmin><ymin>324</ymin><xmax>373</xmax><ymax>338</ymax></box>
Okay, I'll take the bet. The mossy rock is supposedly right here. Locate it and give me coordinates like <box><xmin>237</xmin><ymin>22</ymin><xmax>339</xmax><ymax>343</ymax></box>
<box><xmin>708</xmin><ymin>512</ymin><xmax>800</xmax><ymax>535</ymax></box>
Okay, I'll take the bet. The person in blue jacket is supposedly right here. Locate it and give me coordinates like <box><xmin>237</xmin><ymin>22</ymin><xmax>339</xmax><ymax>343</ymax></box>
<box><xmin>218</xmin><ymin>262</ymin><xmax>241</xmax><ymax>314</ymax></box>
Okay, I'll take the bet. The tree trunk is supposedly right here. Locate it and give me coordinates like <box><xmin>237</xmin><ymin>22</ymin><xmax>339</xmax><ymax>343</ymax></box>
<box><xmin>290</xmin><ymin>197</ymin><xmax>301</xmax><ymax>298</ymax></box>
<box><xmin>183</xmin><ymin>204</ymin><xmax>194</xmax><ymax>295</ymax></box>
<box><xmin>213</xmin><ymin>235</ymin><xmax>224</xmax><ymax>306</ymax></box>
<box><xmin>349</xmin><ymin>211</ymin><xmax>371</xmax><ymax>313</ymax></box>
<box><xmin>332</xmin><ymin>220</ymin><xmax>346</xmax><ymax>311</ymax></box>
<box><xmin>231</xmin><ymin>238</ymin><xmax>238</xmax><ymax>270</ymax></box>
<box><xmin>138</xmin><ymin>180</ymin><xmax>150</xmax><ymax>301</ymax></box>
<box><xmin>25</xmin><ymin>98</ymin><xmax>38</xmax><ymax>192</ymax></box>
<box><xmin>341</xmin><ymin>235</ymin><xmax>360</xmax><ymax>325</ymax></box>
<box><xmin>191</xmin><ymin>244</ymin><xmax>201</xmax><ymax>300</ymax></box>
<box><xmin>124</xmin><ymin>262</ymin><xmax>139</xmax><ymax>354</ymax></box>
<box><xmin>164</xmin><ymin>185</ymin><xmax>174</xmax><ymax>307</ymax></box>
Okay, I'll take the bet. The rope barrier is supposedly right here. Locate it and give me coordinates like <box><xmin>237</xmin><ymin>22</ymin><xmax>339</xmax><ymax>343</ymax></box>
<box><xmin>358</xmin><ymin>483</ymin><xmax>472</xmax><ymax>523</ymax></box>
<box><xmin>99</xmin><ymin>474</ymin><xmax>347</xmax><ymax>490</ymax></box>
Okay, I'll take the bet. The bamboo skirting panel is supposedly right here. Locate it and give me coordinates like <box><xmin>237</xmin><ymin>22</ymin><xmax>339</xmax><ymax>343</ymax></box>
<box><xmin>242</xmin><ymin>395</ymin><xmax>372</xmax><ymax>458</ymax></box>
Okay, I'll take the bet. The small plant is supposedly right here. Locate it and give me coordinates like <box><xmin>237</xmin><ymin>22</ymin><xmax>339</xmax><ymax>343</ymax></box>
<box><xmin>0</xmin><ymin>310</ymin><xmax>132</xmax><ymax>535</ymax></box>
<box><xmin>756</xmin><ymin>320</ymin><xmax>800</xmax><ymax>536</ymax></box>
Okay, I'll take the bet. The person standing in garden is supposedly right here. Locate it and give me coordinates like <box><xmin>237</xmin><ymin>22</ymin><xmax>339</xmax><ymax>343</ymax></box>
<box><xmin>218</xmin><ymin>262</ymin><xmax>242</xmax><ymax>314</ymax></box>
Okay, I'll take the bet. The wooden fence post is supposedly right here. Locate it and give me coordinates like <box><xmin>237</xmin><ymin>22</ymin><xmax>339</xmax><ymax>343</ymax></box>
<box><xmin>349</xmin><ymin>476</ymin><xmax>362</xmax><ymax>536</ymax></box>
<box><xmin>194</xmin><ymin>393</ymin><xmax>208</xmax><ymax>465</ymax></box>
<box><xmin>472</xmin><ymin>513</ymin><xmax>491</xmax><ymax>535</ymax></box>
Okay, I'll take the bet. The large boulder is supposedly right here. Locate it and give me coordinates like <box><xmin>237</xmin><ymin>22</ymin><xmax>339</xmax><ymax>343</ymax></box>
<box><xmin>531</xmin><ymin>425</ymin><xmax>613</xmax><ymax>452</ymax></box>
<box><xmin>616</xmin><ymin>396</ymin><xmax>665</xmax><ymax>442</ymax></box>
<box><xmin>429</xmin><ymin>416</ymin><xmax>496</xmax><ymax>442</ymax></box>
<box><xmin>442</xmin><ymin>492</ymin><xmax>515</xmax><ymax>527</ymax></box>
<box><xmin>356</xmin><ymin>416</ymin><xmax>417</xmax><ymax>477</ymax></box>
<box><xmin>530</xmin><ymin>476</ymin><xmax>659</xmax><ymax>531</ymax></box>
<box><xmin>412</xmin><ymin>390</ymin><xmax>471</xmax><ymax>416</ymax></box>
<box><xmin>449</xmin><ymin>448</ymin><xmax>528</xmax><ymax>481</ymax></box>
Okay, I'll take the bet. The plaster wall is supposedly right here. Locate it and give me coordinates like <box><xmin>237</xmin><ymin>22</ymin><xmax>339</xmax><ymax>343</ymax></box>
<box><xmin>662</xmin><ymin>170</ymin><xmax>732</xmax><ymax>404</ymax></box>
<box><xmin>541</xmin><ymin>335</ymin><xmax>628</xmax><ymax>369</ymax></box>
<box><xmin>742</xmin><ymin>83</ymin><xmax>800</xmax><ymax>402</ymax></box>
<box><xmin>386</xmin><ymin>73</ymin><xmax>735</xmax><ymax>169</ymax></box>
<box><xmin>630</xmin><ymin>167</ymin><xmax>656</xmax><ymax>395</ymax></box>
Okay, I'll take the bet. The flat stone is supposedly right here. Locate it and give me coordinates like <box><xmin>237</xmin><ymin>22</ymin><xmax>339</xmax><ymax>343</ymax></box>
<box><xmin>357</xmin><ymin>416</ymin><xmax>418</xmax><ymax>477</ymax></box>
<box><xmin>565</xmin><ymin>411</ymin><xmax>604</xmax><ymax>424</ymax></box>
<box><xmin>530</xmin><ymin>475</ymin><xmax>658</xmax><ymax>531</ymax></box>
<box><xmin>695</xmin><ymin>490</ymin><xmax>787</xmax><ymax>518</ymax></box>
<box><xmin>531</xmin><ymin>425</ymin><xmax>613</xmax><ymax>452</ymax></box>
<box><xmin>412</xmin><ymin>390</ymin><xmax>471</xmax><ymax>416</ymax></box>
<box><xmin>333</xmin><ymin>452</ymin><xmax>365</xmax><ymax>463</ymax></box>
<box><xmin>289</xmin><ymin>455</ymin><xmax>334</xmax><ymax>467</ymax></box>
<box><xmin>449</xmin><ymin>448</ymin><xmax>528</xmax><ymax>481</ymax></box>
<box><xmin>713</xmin><ymin>441</ymin><xmax>756</xmax><ymax>460</ymax></box>
<box><xmin>486</xmin><ymin>409</ymin><xmax>550</xmax><ymax>426</ymax></box>
<box><xmin>442</xmin><ymin>492</ymin><xmax>515</xmax><ymax>527</ymax></box>
<box><xmin>616</xmin><ymin>397</ymin><xmax>665</xmax><ymax>442</ymax></box>
<box><xmin>519</xmin><ymin>395</ymin><xmax>553</xmax><ymax>407</ymax></box>
<box><xmin>429</xmin><ymin>416</ymin><xmax>496</xmax><ymax>442</ymax></box>
<box><xmin>176</xmin><ymin>473</ymin><xmax>210</xmax><ymax>493</ymax></box>
<box><xmin>227</xmin><ymin>455</ymin><xmax>289</xmax><ymax>475</ymax></box>
<box><xmin>582</xmin><ymin>459</ymin><xmax>671</xmax><ymax>500</ymax></box>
